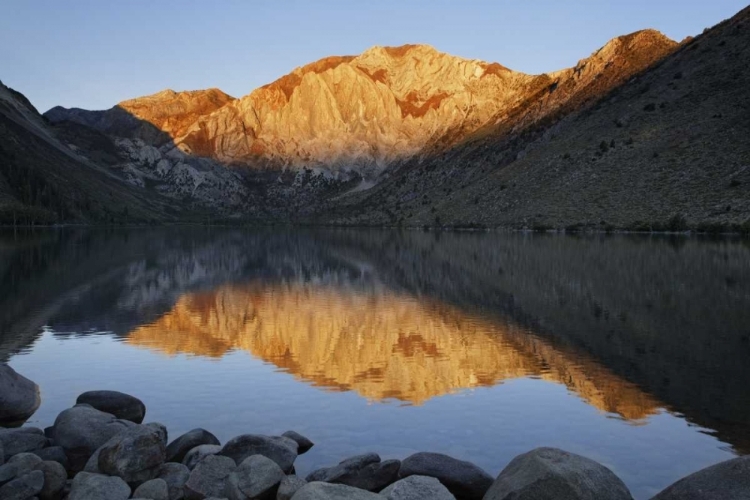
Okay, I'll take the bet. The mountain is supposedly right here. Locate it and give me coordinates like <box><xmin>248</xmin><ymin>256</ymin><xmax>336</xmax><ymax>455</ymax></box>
<box><xmin>324</xmin><ymin>7</ymin><xmax>750</xmax><ymax>231</ymax></box>
<box><xmin>0</xmin><ymin>80</ymin><xmax>203</xmax><ymax>224</ymax></box>
<box><xmin>3</xmin><ymin>6</ymin><xmax>748</xmax><ymax>228</ymax></box>
<box><xmin>46</xmin><ymin>32</ymin><xmax>676</xmax><ymax>175</ymax></box>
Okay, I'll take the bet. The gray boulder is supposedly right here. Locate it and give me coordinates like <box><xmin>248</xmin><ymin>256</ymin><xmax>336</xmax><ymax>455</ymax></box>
<box><xmin>97</xmin><ymin>424</ymin><xmax>167</xmax><ymax>483</ymax></box>
<box><xmin>68</xmin><ymin>472</ymin><xmax>131</xmax><ymax>500</ymax></box>
<box><xmin>276</xmin><ymin>475</ymin><xmax>306</xmax><ymax>500</ymax></box>
<box><xmin>281</xmin><ymin>432</ymin><xmax>314</xmax><ymax>455</ymax></box>
<box><xmin>0</xmin><ymin>452</ymin><xmax>42</xmax><ymax>485</ymax></box>
<box><xmin>483</xmin><ymin>448</ymin><xmax>632</xmax><ymax>500</ymax></box>
<box><xmin>0</xmin><ymin>364</ymin><xmax>41</xmax><ymax>425</ymax></box>
<box><xmin>134</xmin><ymin>478</ymin><xmax>170</xmax><ymax>500</ymax></box>
<box><xmin>380</xmin><ymin>475</ymin><xmax>455</xmax><ymax>500</ymax></box>
<box><xmin>0</xmin><ymin>428</ymin><xmax>48</xmax><ymax>460</ymax></box>
<box><xmin>52</xmin><ymin>404</ymin><xmax>134</xmax><ymax>472</ymax></box>
<box><xmin>184</xmin><ymin>445</ymin><xmax>223</xmax><ymax>470</ymax></box>
<box><xmin>399</xmin><ymin>452</ymin><xmax>492</xmax><ymax>500</ymax></box>
<box><xmin>33</xmin><ymin>460</ymin><xmax>66</xmax><ymax>500</ymax></box>
<box><xmin>224</xmin><ymin>455</ymin><xmax>284</xmax><ymax>500</ymax></box>
<box><xmin>306</xmin><ymin>453</ymin><xmax>399</xmax><ymax>492</ymax></box>
<box><xmin>220</xmin><ymin>435</ymin><xmax>297</xmax><ymax>473</ymax></box>
<box><xmin>0</xmin><ymin>470</ymin><xmax>44</xmax><ymax>500</ymax></box>
<box><xmin>651</xmin><ymin>455</ymin><xmax>750</xmax><ymax>500</ymax></box>
<box><xmin>31</xmin><ymin>447</ymin><xmax>68</xmax><ymax>470</ymax></box>
<box><xmin>184</xmin><ymin>455</ymin><xmax>236</xmax><ymax>500</ymax></box>
<box><xmin>158</xmin><ymin>462</ymin><xmax>190</xmax><ymax>500</ymax></box>
<box><xmin>289</xmin><ymin>481</ymin><xmax>383</xmax><ymax>499</ymax></box>
<box><xmin>76</xmin><ymin>390</ymin><xmax>146</xmax><ymax>424</ymax></box>
<box><xmin>167</xmin><ymin>429</ymin><xmax>220</xmax><ymax>464</ymax></box>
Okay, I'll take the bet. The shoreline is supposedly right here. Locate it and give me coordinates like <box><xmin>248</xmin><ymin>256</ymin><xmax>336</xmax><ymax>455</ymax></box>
<box><xmin>1</xmin><ymin>367</ymin><xmax>749</xmax><ymax>499</ymax></box>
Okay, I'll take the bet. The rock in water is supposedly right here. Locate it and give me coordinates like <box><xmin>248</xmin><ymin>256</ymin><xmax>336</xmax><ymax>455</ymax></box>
<box><xmin>652</xmin><ymin>455</ymin><xmax>750</xmax><ymax>500</ymax></box>
<box><xmin>0</xmin><ymin>428</ymin><xmax>48</xmax><ymax>460</ymax></box>
<box><xmin>53</xmin><ymin>404</ymin><xmax>135</xmax><ymax>472</ymax></box>
<box><xmin>183</xmin><ymin>444</ymin><xmax>222</xmax><ymax>470</ymax></box>
<box><xmin>166</xmin><ymin>429</ymin><xmax>220</xmax><ymax>464</ymax></box>
<box><xmin>134</xmin><ymin>478</ymin><xmax>170</xmax><ymax>500</ymax></box>
<box><xmin>381</xmin><ymin>475</ymin><xmax>456</xmax><ymax>500</ymax></box>
<box><xmin>276</xmin><ymin>475</ymin><xmax>307</xmax><ymax>500</ymax></box>
<box><xmin>484</xmin><ymin>447</ymin><xmax>632</xmax><ymax>500</ymax></box>
<box><xmin>281</xmin><ymin>431</ymin><xmax>314</xmax><ymax>454</ymax></box>
<box><xmin>0</xmin><ymin>469</ymin><xmax>44</xmax><ymax>499</ymax></box>
<box><xmin>68</xmin><ymin>472</ymin><xmax>131</xmax><ymax>500</ymax></box>
<box><xmin>0</xmin><ymin>364</ymin><xmax>41</xmax><ymax>425</ymax></box>
<box><xmin>97</xmin><ymin>424</ymin><xmax>167</xmax><ymax>483</ymax></box>
<box><xmin>184</xmin><ymin>454</ymin><xmax>236</xmax><ymax>500</ymax></box>
<box><xmin>76</xmin><ymin>390</ymin><xmax>146</xmax><ymax>424</ymax></box>
<box><xmin>399</xmin><ymin>452</ymin><xmax>493</xmax><ymax>500</ymax></box>
<box><xmin>219</xmin><ymin>435</ymin><xmax>297</xmax><ymax>473</ymax></box>
<box><xmin>290</xmin><ymin>481</ymin><xmax>384</xmax><ymax>499</ymax></box>
<box><xmin>306</xmin><ymin>452</ymin><xmax>400</xmax><ymax>492</ymax></box>
<box><xmin>158</xmin><ymin>462</ymin><xmax>190</xmax><ymax>500</ymax></box>
<box><xmin>224</xmin><ymin>454</ymin><xmax>284</xmax><ymax>500</ymax></box>
<box><xmin>33</xmin><ymin>460</ymin><xmax>67</xmax><ymax>500</ymax></box>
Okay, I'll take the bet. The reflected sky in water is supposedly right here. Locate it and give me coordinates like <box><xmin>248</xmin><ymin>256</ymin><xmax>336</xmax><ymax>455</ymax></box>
<box><xmin>1</xmin><ymin>228</ymin><xmax>749</xmax><ymax>499</ymax></box>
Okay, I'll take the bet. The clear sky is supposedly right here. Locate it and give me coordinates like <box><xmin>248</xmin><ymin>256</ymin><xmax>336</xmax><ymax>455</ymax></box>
<box><xmin>1</xmin><ymin>0</ymin><xmax>746</xmax><ymax>113</ymax></box>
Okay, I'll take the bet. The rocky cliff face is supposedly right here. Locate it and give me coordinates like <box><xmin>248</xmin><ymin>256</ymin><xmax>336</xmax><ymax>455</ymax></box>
<box><xmin>45</xmin><ymin>32</ymin><xmax>676</xmax><ymax>176</ymax></box>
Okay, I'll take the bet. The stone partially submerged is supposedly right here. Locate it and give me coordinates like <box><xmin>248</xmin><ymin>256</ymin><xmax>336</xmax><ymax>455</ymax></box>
<box><xmin>76</xmin><ymin>390</ymin><xmax>147</xmax><ymax>424</ymax></box>
<box><xmin>399</xmin><ymin>452</ymin><xmax>493</xmax><ymax>500</ymax></box>
<box><xmin>306</xmin><ymin>452</ymin><xmax>400</xmax><ymax>492</ymax></box>
<box><xmin>483</xmin><ymin>447</ymin><xmax>633</xmax><ymax>500</ymax></box>
<box><xmin>0</xmin><ymin>364</ymin><xmax>41</xmax><ymax>425</ymax></box>
<box><xmin>651</xmin><ymin>455</ymin><xmax>750</xmax><ymax>500</ymax></box>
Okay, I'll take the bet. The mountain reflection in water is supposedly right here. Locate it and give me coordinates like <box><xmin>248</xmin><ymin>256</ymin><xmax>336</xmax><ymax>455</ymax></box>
<box><xmin>128</xmin><ymin>282</ymin><xmax>659</xmax><ymax>418</ymax></box>
<box><xmin>1</xmin><ymin>228</ymin><xmax>749</xmax><ymax>499</ymax></box>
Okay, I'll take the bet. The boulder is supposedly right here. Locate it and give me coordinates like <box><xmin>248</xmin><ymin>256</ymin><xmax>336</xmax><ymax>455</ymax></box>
<box><xmin>483</xmin><ymin>448</ymin><xmax>632</xmax><ymax>500</ymax></box>
<box><xmin>31</xmin><ymin>447</ymin><xmax>68</xmax><ymax>470</ymax></box>
<box><xmin>97</xmin><ymin>424</ymin><xmax>167</xmax><ymax>483</ymax></box>
<box><xmin>33</xmin><ymin>460</ymin><xmax>66</xmax><ymax>500</ymax></box>
<box><xmin>52</xmin><ymin>404</ymin><xmax>134</xmax><ymax>472</ymax></box>
<box><xmin>380</xmin><ymin>475</ymin><xmax>455</xmax><ymax>500</ymax></box>
<box><xmin>76</xmin><ymin>390</ymin><xmax>146</xmax><ymax>424</ymax></box>
<box><xmin>220</xmin><ymin>435</ymin><xmax>297</xmax><ymax>473</ymax></box>
<box><xmin>167</xmin><ymin>429</ymin><xmax>220</xmax><ymax>464</ymax></box>
<box><xmin>289</xmin><ymin>481</ymin><xmax>383</xmax><ymax>499</ymax></box>
<box><xmin>184</xmin><ymin>445</ymin><xmax>223</xmax><ymax>470</ymax></box>
<box><xmin>276</xmin><ymin>475</ymin><xmax>306</xmax><ymax>500</ymax></box>
<box><xmin>0</xmin><ymin>428</ymin><xmax>48</xmax><ymax>460</ymax></box>
<box><xmin>0</xmin><ymin>452</ymin><xmax>42</xmax><ymax>484</ymax></box>
<box><xmin>146</xmin><ymin>422</ymin><xmax>169</xmax><ymax>446</ymax></box>
<box><xmin>399</xmin><ymin>452</ymin><xmax>492</xmax><ymax>500</ymax></box>
<box><xmin>306</xmin><ymin>453</ymin><xmax>399</xmax><ymax>492</ymax></box>
<box><xmin>0</xmin><ymin>470</ymin><xmax>44</xmax><ymax>500</ymax></box>
<box><xmin>68</xmin><ymin>472</ymin><xmax>131</xmax><ymax>500</ymax></box>
<box><xmin>280</xmin><ymin>431</ymin><xmax>314</xmax><ymax>455</ymax></box>
<box><xmin>0</xmin><ymin>364</ymin><xmax>41</xmax><ymax>425</ymax></box>
<box><xmin>184</xmin><ymin>455</ymin><xmax>236</xmax><ymax>500</ymax></box>
<box><xmin>134</xmin><ymin>478</ymin><xmax>170</xmax><ymax>500</ymax></box>
<box><xmin>224</xmin><ymin>455</ymin><xmax>284</xmax><ymax>500</ymax></box>
<box><xmin>158</xmin><ymin>462</ymin><xmax>190</xmax><ymax>500</ymax></box>
<box><xmin>652</xmin><ymin>455</ymin><xmax>750</xmax><ymax>500</ymax></box>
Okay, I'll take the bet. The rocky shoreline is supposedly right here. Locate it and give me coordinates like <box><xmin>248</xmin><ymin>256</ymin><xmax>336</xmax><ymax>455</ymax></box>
<box><xmin>2</xmin><ymin>364</ymin><xmax>749</xmax><ymax>499</ymax></box>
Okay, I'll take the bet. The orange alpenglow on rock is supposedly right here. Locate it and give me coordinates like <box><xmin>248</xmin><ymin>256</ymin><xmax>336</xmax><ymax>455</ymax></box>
<box><xmin>126</xmin><ymin>282</ymin><xmax>660</xmax><ymax>420</ymax></box>
<box><xmin>102</xmin><ymin>32</ymin><xmax>676</xmax><ymax>170</ymax></box>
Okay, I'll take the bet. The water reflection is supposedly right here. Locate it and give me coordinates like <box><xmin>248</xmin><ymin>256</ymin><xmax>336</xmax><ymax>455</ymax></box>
<box><xmin>127</xmin><ymin>282</ymin><xmax>659</xmax><ymax>417</ymax></box>
<box><xmin>1</xmin><ymin>228</ymin><xmax>749</xmax><ymax>498</ymax></box>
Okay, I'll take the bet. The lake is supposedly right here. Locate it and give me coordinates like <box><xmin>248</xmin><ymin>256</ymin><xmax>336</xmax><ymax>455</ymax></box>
<box><xmin>1</xmin><ymin>227</ymin><xmax>749</xmax><ymax>499</ymax></box>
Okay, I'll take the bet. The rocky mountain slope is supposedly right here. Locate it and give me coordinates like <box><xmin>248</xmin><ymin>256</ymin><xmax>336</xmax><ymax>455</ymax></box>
<box><xmin>0</xmin><ymin>80</ymin><xmax>201</xmax><ymax>224</ymax></box>
<box><xmin>46</xmin><ymin>32</ymin><xmax>676</xmax><ymax>176</ymax></box>
<box><xmin>3</xmin><ymin>6</ymin><xmax>748</xmax><ymax>227</ymax></box>
<box><xmin>324</xmin><ymin>7</ymin><xmax>750</xmax><ymax>231</ymax></box>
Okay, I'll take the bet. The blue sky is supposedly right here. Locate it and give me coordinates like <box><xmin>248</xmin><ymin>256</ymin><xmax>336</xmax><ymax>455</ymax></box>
<box><xmin>1</xmin><ymin>0</ymin><xmax>746</xmax><ymax>113</ymax></box>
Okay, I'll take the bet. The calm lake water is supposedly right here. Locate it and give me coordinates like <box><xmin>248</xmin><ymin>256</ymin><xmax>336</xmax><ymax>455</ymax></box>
<box><xmin>1</xmin><ymin>228</ymin><xmax>749</xmax><ymax>498</ymax></box>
